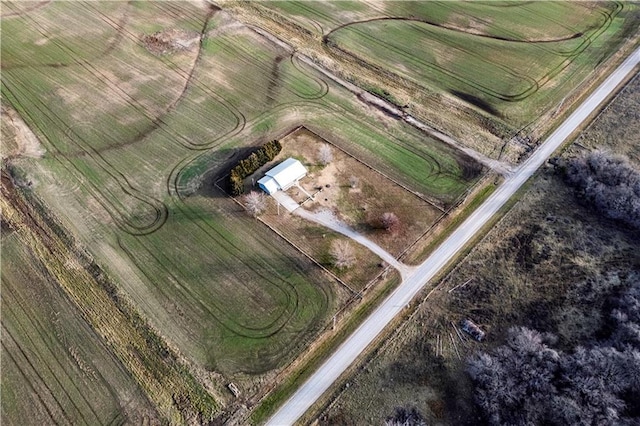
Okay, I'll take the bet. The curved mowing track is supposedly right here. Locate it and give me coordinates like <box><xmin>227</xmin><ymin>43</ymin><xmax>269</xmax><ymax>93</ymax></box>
<box><xmin>1</xmin><ymin>3</ymin><xmax>246</xmax><ymax>236</ymax></box>
<box><xmin>112</xmin><ymin>31</ymin><xmax>335</xmax><ymax>372</ymax></box>
<box><xmin>324</xmin><ymin>3</ymin><xmax>621</xmax><ymax>102</ymax></box>
<box><xmin>1</xmin><ymin>1</ymin><xmax>132</xmax><ymax>70</ymax></box>
<box><xmin>117</xmin><ymin>234</ymin><xmax>306</xmax><ymax>339</ymax></box>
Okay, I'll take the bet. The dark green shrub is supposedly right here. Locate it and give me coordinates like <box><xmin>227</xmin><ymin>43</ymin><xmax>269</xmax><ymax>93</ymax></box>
<box><xmin>227</xmin><ymin>140</ymin><xmax>282</xmax><ymax>196</ymax></box>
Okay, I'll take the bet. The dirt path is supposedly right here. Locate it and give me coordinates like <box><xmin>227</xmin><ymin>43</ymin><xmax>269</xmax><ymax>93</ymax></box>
<box><xmin>295</xmin><ymin>208</ymin><xmax>413</xmax><ymax>278</ymax></box>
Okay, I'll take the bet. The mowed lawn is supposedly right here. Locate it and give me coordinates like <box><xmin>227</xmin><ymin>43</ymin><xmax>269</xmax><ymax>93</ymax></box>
<box><xmin>1</xmin><ymin>0</ymin><xmax>480</xmax><ymax>390</ymax></box>
<box><xmin>1</xmin><ymin>233</ymin><xmax>158</xmax><ymax>425</ymax></box>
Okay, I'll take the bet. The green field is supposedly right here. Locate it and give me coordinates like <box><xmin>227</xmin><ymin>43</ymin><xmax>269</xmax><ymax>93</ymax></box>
<box><xmin>260</xmin><ymin>1</ymin><xmax>638</xmax><ymax>127</ymax></box>
<box><xmin>1</xmin><ymin>232</ymin><xmax>159</xmax><ymax>425</ymax></box>
<box><xmin>1</xmin><ymin>0</ymin><xmax>480</xmax><ymax>415</ymax></box>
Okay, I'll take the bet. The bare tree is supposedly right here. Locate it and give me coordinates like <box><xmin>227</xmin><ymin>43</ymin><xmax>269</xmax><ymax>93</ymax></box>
<box><xmin>330</xmin><ymin>240</ymin><xmax>355</xmax><ymax>269</ymax></box>
<box><xmin>562</xmin><ymin>151</ymin><xmax>640</xmax><ymax>229</ymax></box>
<box><xmin>318</xmin><ymin>144</ymin><xmax>333</xmax><ymax>166</ymax></box>
<box><xmin>385</xmin><ymin>406</ymin><xmax>426</xmax><ymax>426</ymax></box>
<box><xmin>467</xmin><ymin>327</ymin><xmax>561</xmax><ymax>425</ymax></box>
<box><xmin>243</xmin><ymin>191</ymin><xmax>266</xmax><ymax>217</ymax></box>
<box><xmin>466</xmin><ymin>315</ymin><xmax>640</xmax><ymax>426</ymax></box>
<box><xmin>349</xmin><ymin>175</ymin><xmax>359</xmax><ymax>189</ymax></box>
<box><xmin>381</xmin><ymin>212</ymin><xmax>400</xmax><ymax>232</ymax></box>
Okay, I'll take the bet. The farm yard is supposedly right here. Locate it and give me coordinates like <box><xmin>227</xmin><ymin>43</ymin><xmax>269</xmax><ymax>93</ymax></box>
<box><xmin>255</xmin><ymin>126</ymin><xmax>447</xmax><ymax>289</ymax></box>
<box><xmin>2</xmin><ymin>0</ymin><xmax>638</xmax><ymax>424</ymax></box>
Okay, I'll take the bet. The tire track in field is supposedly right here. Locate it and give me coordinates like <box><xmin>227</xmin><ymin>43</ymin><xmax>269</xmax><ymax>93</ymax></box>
<box><xmin>289</xmin><ymin>54</ymin><xmax>329</xmax><ymax>99</ymax></box>
<box><xmin>77</xmin><ymin>2</ymin><xmax>248</xmax><ymax>153</ymax></box>
<box><xmin>323</xmin><ymin>3</ymin><xmax>621</xmax><ymax>102</ymax></box>
<box><xmin>241</xmin><ymin>24</ymin><xmax>330</xmax><ymax>101</ymax></box>
<box><xmin>2</xmin><ymin>285</ymin><xmax>105</xmax><ymax>425</ymax></box>
<box><xmin>206</xmin><ymin>22</ymin><xmax>327</xmax><ymax>105</ymax></box>
<box><xmin>93</xmin><ymin>4</ymin><xmax>248</xmax><ymax>152</ymax></box>
<box><xmin>6</xmin><ymin>1</ymin><xmax>242</xmax><ymax>154</ymax></box>
<box><xmin>1</xmin><ymin>6</ymin><xmax>173</xmax><ymax>235</ymax></box>
<box><xmin>58</xmin><ymin>2</ymin><xmax>243</xmax><ymax>153</ymax></box>
<box><xmin>1</xmin><ymin>1</ymin><xmax>131</xmax><ymax>70</ymax></box>
<box><xmin>2</xmin><ymin>79</ymin><xmax>168</xmax><ymax>236</ymax></box>
<box><xmin>1</xmin><ymin>4</ymin><xmax>228</xmax><ymax>234</ymax></box>
<box><xmin>327</xmin><ymin>23</ymin><xmax>538</xmax><ymax>102</ymax></box>
<box><xmin>150</xmin><ymin>196</ymin><xmax>330</xmax><ymax>372</ymax></box>
<box><xmin>117</xmin><ymin>233</ymin><xmax>303</xmax><ymax>339</ymax></box>
<box><xmin>324</xmin><ymin>16</ymin><xmax>586</xmax><ymax>44</ymax></box>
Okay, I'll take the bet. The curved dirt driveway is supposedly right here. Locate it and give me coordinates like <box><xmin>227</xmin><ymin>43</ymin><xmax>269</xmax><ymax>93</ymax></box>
<box><xmin>294</xmin><ymin>208</ymin><xmax>414</xmax><ymax>278</ymax></box>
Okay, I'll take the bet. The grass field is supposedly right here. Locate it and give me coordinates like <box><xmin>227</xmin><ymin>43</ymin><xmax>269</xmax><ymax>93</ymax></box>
<box><xmin>1</xmin><ymin>1</ymin><xmax>482</xmax><ymax>419</ymax></box>
<box><xmin>244</xmin><ymin>1</ymin><xmax>639</xmax><ymax>159</ymax></box>
<box><xmin>1</xmin><ymin>232</ymin><xmax>159</xmax><ymax>425</ymax></box>
<box><xmin>286</xmin><ymin>1</ymin><xmax>632</xmax><ymax>123</ymax></box>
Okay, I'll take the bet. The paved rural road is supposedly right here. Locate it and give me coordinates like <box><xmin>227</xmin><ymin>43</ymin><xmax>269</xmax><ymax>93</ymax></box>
<box><xmin>266</xmin><ymin>47</ymin><xmax>640</xmax><ymax>426</ymax></box>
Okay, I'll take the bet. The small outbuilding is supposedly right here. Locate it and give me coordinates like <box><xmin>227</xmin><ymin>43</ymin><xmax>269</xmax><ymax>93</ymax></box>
<box><xmin>258</xmin><ymin>158</ymin><xmax>307</xmax><ymax>195</ymax></box>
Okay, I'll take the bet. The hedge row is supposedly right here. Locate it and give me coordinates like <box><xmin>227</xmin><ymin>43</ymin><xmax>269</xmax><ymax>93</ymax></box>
<box><xmin>228</xmin><ymin>140</ymin><xmax>282</xmax><ymax>196</ymax></box>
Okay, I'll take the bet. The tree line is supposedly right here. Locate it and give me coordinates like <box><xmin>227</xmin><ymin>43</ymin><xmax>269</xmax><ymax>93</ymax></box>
<box><xmin>560</xmin><ymin>151</ymin><xmax>640</xmax><ymax>229</ymax></box>
<box><xmin>467</xmin><ymin>275</ymin><xmax>640</xmax><ymax>425</ymax></box>
<box><xmin>466</xmin><ymin>152</ymin><xmax>640</xmax><ymax>425</ymax></box>
<box><xmin>228</xmin><ymin>139</ymin><xmax>282</xmax><ymax>196</ymax></box>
